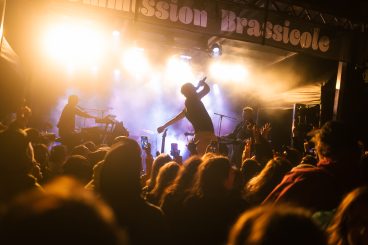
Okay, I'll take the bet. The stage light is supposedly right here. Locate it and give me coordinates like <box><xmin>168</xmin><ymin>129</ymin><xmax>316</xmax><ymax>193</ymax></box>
<box><xmin>43</xmin><ymin>20</ymin><xmax>106</xmax><ymax>67</ymax></box>
<box><xmin>180</xmin><ymin>54</ymin><xmax>192</xmax><ymax>61</ymax></box>
<box><xmin>209</xmin><ymin>43</ymin><xmax>222</xmax><ymax>57</ymax></box>
<box><xmin>122</xmin><ymin>47</ymin><xmax>149</xmax><ymax>78</ymax></box>
<box><xmin>209</xmin><ymin>62</ymin><xmax>248</xmax><ymax>83</ymax></box>
<box><xmin>213</xmin><ymin>83</ymin><xmax>220</xmax><ymax>95</ymax></box>
<box><xmin>165</xmin><ymin>56</ymin><xmax>194</xmax><ymax>85</ymax></box>
<box><xmin>112</xmin><ymin>30</ymin><xmax>120</xmax><ymax>37</ymax></box>
<box><xmin>91</xmin><ymin>65</ymin><xmax>99</xmax><ymax>75</ymax></box>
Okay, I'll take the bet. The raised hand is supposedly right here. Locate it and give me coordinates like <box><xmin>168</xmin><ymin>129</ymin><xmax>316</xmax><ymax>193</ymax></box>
<box><xmin>261</xmin><ymin>123</ymin><xmax>272</xmax><ymax>139</ymax></box>
<box><xmin>242</xmin><ymin>138</ymin><xmax>252</xmax><ymax>160</ymax></box>
<box><xmin>197</xmin><ymin>76</ymin><xmax>207</xmax><ymax>86</ymax></box>
<box><xmin>157</xmin><ymin>126</ymin><xmax>166</xmax><ymax>134</ymax></box>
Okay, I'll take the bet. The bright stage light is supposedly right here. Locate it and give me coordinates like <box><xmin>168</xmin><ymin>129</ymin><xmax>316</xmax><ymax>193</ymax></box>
<box><xmin>209</xmin><ymin>62</ymin><xmax>248</xmax><ymax>83</ymax></box>
<box><xmin>122</xmin><ymin>47</ymin><xmax>149</xmax><ymax>78</ymax></box>
<box><xmin>209</xmin><ymin>43</ymin><xmax>222</xmax><ymax>57</ymax></box>
<box><xmin>213</xmin><ymin>83</ymin><xmax>220</xmax><ymax>95</ymax></box>
<box><xmin>165</xmin><ymin>56</ymin><xmax>194</xmax><ymax>85</ymax></box>
<box><xmin>43</xmin><ymin>20</ymin><xmax>106</xmax><ymax>67</ymax></box>
<box><xmin>112</xmin><ymin>30</ymin><xmax>120</xmax><ymax>37</ymax></box>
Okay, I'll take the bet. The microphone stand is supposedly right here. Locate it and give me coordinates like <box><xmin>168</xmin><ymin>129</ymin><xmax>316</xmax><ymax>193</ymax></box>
<box><xmin>214</xmin><ymin>112</ymin><xmax>237</xmax><ymax>137</ymax></box>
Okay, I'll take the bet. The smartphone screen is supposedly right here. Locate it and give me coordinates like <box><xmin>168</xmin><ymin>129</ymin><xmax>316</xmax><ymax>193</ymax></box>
<box><xmin>141</xmin><ymin>136</ymin><xmax>149</xmax><ymax>149</ymax></box>
<box><xmin>170</xmin><ymin>143</ymin><xmax>179</xmax><ymax>156</ymax></box>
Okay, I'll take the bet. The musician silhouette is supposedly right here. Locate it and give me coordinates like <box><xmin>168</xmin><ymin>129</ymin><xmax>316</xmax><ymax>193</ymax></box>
<box><xmin>157</xmin><ymin>77</ymin><xmax>216</xmax><ymax>155</ymax></box>
<box><xmin>228</xmin><ymin>107</ymin><xmax>255</xmax><ymax>166</ymax></box>
<box><xmin>57</xmin><ymin>95</ymin><xmax>96</xmax><ymax>149</ymax></box>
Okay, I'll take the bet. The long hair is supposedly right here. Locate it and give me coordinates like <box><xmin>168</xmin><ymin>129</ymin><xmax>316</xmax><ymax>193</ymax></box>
<box><xmin>146</xmin><ymin>153</ymin><xmax>172</xmax><ymax>191</ymax></box>
<box><xmin>164</xmin><ymin>156</ymin><xmax>202</xmax><ymax>197</ymax></box>
<box><xmin>149</xmin><ymin>161</ymin><xmax>180</xmax><ymax>205</ymax></box>
<box><xmin>327</xmin><ymin>186</ymin><xmax>368</xmax><ymax>245</ymax></box>
<box><xmin>245</xmin><ymin>157</ymin><xmax>292</xmax><ymax>204</ymax></box>
<box><xmin>192</xmin><ymin>156</ymin><xmax>231</xmax><ymax>198</ymax></box>
<box><xmin>228</xmin><ymin>204</ymin><xmax>326</xmax><ymax>245</ymax></box>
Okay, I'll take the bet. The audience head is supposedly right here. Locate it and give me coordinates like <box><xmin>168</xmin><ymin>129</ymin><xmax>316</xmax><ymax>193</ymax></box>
<box><xmin>33</xmin><ymin>143</ymin><xmax>49</xmax><ymax>162</ymax></box>
<box><xmin>228</xmin><ymin>204</ymin><xmax>326</xmax><ymax>245</ymax></box>
<box><xmin>0</xmin><ymin>177</ymin><xmax>125</xmax><ymax>245</ymax></box>
<box><xmin>100</xmin><ymin>138</ymin><xmax>142</xmax><ymax>202</ymax></box>
<box><xmin>173</xmin><ymin>156</ymin><xmax>202</xmax><ymax>192</ymax></box>
<box><xmin>0</xmin><ymin>128</ymin><xmax>33</xmax><ymax>176</ymax></box>
<box><xmin>282</xmin><ymin>147</ymin><xmax>303</xmax><ymax>166</ymax></box>
<box><xmin>194</xmin><ymin>156</ymin><xmax>234</xmax><ymax>197</ymax></box>
<box><xmin>84</xmin><ymin>141</ymin><xmax>97</xmax><ymax>152</ymax></box>
<box><xmin>71</xmin><ymin>145</ymin><xmax>91</xmax><ymax>157</ymax></box>
<box><xmin>328</xmin><ymin>186</ymin><xmax>368</xmax><ymax>245</ymax></box>
<box><xmin>49</xmin><ymin>145</ymin><xmax>67</xmax><ymax>164</ymax></box>
<box><xmin>62</xmin><ymin>155</ymin><xmax>92</xmax><ymax>184</ymax></box>
<box><xmin>312</xmin><ymin>121</ymin><xmax>360</xmax><ymax>162</ymax></box>
<box><xmin>247</xmin><ymin>157</ymin><xmax>292</xmax><ymax>192</ymax></box>
<box><xmin>88</xmin><ymin>149</ymin><xmax>108</xmax><ymax>167</ymax></box>
<box><xmin>147</xmin><ymin>153</ymin><xmax>172</xmax><ymax>190</ymax></box>
<box><xmin>150</xmin><ymin>161</ymin><xmax>180</xmax><ymax>204</ymax></box>
<box><xmin>240</xmin><ymin>158</ymin><xmax>262</xmax><ymax>185</ymax></box>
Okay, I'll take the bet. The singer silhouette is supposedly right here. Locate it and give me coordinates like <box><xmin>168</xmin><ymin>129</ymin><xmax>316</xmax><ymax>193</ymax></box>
<box><xmin>157</xmin><ymin>77</ymin><xmax>216</xmax><ymax>155</ymax></box>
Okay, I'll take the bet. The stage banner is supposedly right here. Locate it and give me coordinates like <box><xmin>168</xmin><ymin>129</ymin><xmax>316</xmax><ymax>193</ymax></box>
<box><xmin>60</xmin><ymin>0</ymin><xmax>353</xmax><ymax>61</ymax></box>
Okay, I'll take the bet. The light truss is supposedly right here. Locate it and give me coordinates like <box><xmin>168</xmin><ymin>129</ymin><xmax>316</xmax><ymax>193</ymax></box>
<box><xmin>223</xmin><ymin>0</ymin><xmax>368</xmax><ymax>32</ymax></box>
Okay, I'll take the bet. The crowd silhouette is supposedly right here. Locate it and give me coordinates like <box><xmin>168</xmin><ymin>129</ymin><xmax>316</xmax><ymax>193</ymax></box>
<box><xmin>0</xmin><ymin>99</ymin><xmax>368</xmax><ymax>245</ymax></box>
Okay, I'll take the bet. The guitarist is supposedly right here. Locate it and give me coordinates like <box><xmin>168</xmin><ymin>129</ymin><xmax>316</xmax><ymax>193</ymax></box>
<box><xmin>157</xmin><ymin>77</ymin><xmax>216</xmax><ymax>156</ymax></box>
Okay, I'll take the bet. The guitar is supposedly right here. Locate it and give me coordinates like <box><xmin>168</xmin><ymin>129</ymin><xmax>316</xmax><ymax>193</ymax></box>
<box><xmin>161</xmin><ymin>129</ymin><xmax>168</xmax><ymax>154</ymax></box>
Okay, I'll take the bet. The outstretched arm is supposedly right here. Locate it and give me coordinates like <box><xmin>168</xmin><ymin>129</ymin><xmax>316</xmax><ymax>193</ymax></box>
<box><xmin>196</xmin><ymin>77</ymin><xmax>210</xmax><ymax>99</ymax></box>
<box><xmin>75</xmin><ymin>107</ymin><xmax>97</xmax><ymax>119</ymax></box>
<box><xmin>157</xmin><ymin>110</ymin><xmax>186</xmax><ymax>133</ymax></box>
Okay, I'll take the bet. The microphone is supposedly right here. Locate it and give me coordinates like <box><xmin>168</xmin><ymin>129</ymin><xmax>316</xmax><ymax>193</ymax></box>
<box><xmin>195</xmin><ymin>77</ymin><xmax>207</xmax><ymax>89</ymax></box>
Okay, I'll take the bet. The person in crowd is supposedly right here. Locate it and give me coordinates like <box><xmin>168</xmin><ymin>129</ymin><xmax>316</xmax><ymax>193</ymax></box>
<box><xmin>0</xmin><ymin>128</ymin><xmax>42</xmax><ymax>204</ymax></box>
<box><xmin>183</xmin><ymin>155</ymin><xmax>246</xmax><ymax>245</ymax></box>
<box><xmin>282</xmin><ymin>146</ymin><xmax>303</xmax><ymax>166</ymax></box>
<box><xmin>48</xmin><ymin>145</ymin><xmax>67</xmax><ymax>180</ymax></box>
<box><xmin>0</xmin><ymin>177</ymin><xmax>127</xmax><ymax>245</ymax></box>
<box><xmin>85</xmin><ymin>160</ymin><xmax>104</xmax><ymax>192</ymax></box>
<box><xmin>240</xmin><ymin>158</ymin><xmax>262</xmax><ymax>188</ymax></box>
<box><xmin>84</xmin><ymin>140</ymin><xmax>97</xmax><ymax>152</ymax></box>
<box><xmin>99</xmin><ymin>137</ymin><xmax>170</xmax><ymax>245</ymax></box>
<box><xmin>157</xmin><ymin>77</ymin><xmax>216</xmax><ymax>155</ymax></box>
<box><xmin>70</xmin><ymin>144</ymin><xmax>91</xmax><ymax>157</ymax></box>
<box><xmin>245</xmin><ymin>157</ymin><xmax>292</xmax><ymax>206</ymax></box>
<box><xmin>227</xmin><ymin>204</ymin><xmax>326</xmax><ymax>245</ymax></box>
<box><xmin>57</xmin><ymin>95</ymin><xmax>97</xmax><ymax>150</ymax></box>
<box><xmin>264</xmin><ymin>121</ymin><xmax>362</xmax><ymax>211</ymax></box>
<box><xmin>62</xmin><ymin>155</ymin><xmax>93</xmax><ymax>185</ymax></box>
<box><xmin>143</xmin><ymin>153</ymin><xmax>172</xmax><ymax>197</ymax></box>
<box><xmin>161</xmin><ymin>156</ymin><xmax>202</xmax><ymax>222</ymax></box>
<box><xmin>87</xmin><ymin>148</ymin><xmax>108</xmax><ymax>167</ymax></box>
<box><xmin>146</xmin><ymin>161</ymin><xmax>180</xmax><ymax>206</ymax></box>
<box><xmin>8</xmin><ymin>101</ymin><xmax>32</xmax><ymax>130</ymax></box>
<box><xmin>32</xmin><ymin>143</ymin><xmax>50</xmax><ymax>183</ymax></box>
<box><xmin>327</xmin><ymin>186</ymin><xmax>368</xmax><ymax>245</ymax></box>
